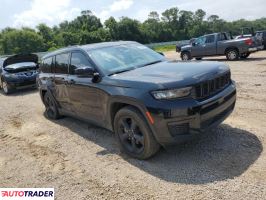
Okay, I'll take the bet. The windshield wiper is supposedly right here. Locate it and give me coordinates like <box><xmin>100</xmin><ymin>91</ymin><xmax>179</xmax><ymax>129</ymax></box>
<box><xmin>141</xmin><ymin>60</ymin><xmax>163</xmax><ymax>67</ymax></box>
<box><xmin>108</xmin><ymin>68</ymin><xmax>134</xmax><ymax>76</ymax></box>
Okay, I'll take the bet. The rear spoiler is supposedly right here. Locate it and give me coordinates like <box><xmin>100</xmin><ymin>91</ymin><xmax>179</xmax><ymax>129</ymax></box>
<box><xmin>3</xmin><ymin>54</ymin><xmax>38</xmax><ymax>68</ymax></box>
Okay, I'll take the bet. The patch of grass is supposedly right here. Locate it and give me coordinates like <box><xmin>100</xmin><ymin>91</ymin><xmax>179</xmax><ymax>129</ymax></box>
<box><xmin>152</xmin><ymin>44</ymin><xmax>176</xmax><ymax>52</ymax></box>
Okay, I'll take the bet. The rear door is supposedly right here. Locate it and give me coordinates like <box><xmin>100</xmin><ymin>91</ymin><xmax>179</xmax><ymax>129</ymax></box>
<box><xmin>66</xmin><ymin>51</ymin><xmax>108</xmax><ymax>125</ymax></box>
<box><xmin>39</xmin><ymin>56</ymin><xmax>54</xmax><ymax>91</ymax></box>
<box><xmin>53</xmin><ymin>52</ymin><xmax>73</xmax><ymax>113</ymax></box>
<box><xmin>217</xmin><ymin>33</ymin><xmax>228</xmax><ymax>55</ymax></box>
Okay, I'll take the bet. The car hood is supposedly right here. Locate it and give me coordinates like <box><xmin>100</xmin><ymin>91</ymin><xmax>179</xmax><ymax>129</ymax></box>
<box><xmin>3</xmin><ymin>54</ymin><xmax>38</xmax><ymax>68</ymax></box>
<box><xmin>181</xmin><ymin>44</ymin><xmax>192</xmax><ymax>50</ymax></box>
<box><xmin>109</xmin><ymin>61</ymin><xmax>230</xmax><ymax>89</ymax></box>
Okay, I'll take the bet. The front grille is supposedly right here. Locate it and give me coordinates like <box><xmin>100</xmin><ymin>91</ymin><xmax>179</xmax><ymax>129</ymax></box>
<box><xmin>16</xmin><ymin>80</ymin><xmax>36</xmax><ymax>87</ymax></box>
<box><xmin>168</xmin><ymin>123</ymin><xmax>189</xmax><ymax>137</ymax></box>
<box><xmin>195</xmin><ymin>72</ymin><xmax>231</xmax><ymax>100</ymax></box>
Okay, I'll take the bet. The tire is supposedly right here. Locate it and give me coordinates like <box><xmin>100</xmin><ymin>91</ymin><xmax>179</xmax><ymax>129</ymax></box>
<box><xmin>240</xmin><ymin>52</ymin><xmax>250</xmax><ymax>59</ymax></box>
<box><xmin>195</xmin><ymin>57</ymin><xmax>202</xmax><ymax>60</ymax></box>
<box><xmin>0</xmin><ymin>79</ymin><xmax>13</xmax><ymax>95</ymax></box>
<box><xmin>43</xmin><ymin>92</ymin><xmax>61</xmax><ymax>120</ymax></box>
<box><xmin>226</xmin><ymin>49</ymin><xmax>239</xmax><ymax>61</ymax></box>
<box><xmin>114</xmin><ymin>106</ymin><xmax>160</xmax><ymax>159</ymax></box>
<box><xmin>181</xmin><ymin>51</ymin><xmax>192</xmax><ymax>61</ymax></box>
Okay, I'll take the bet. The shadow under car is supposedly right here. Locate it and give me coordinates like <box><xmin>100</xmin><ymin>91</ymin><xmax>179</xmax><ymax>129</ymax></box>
<box><xmin>48</xmin><ymin>115</ymin><xmax>262</xmax><ymax>185</ymax></box>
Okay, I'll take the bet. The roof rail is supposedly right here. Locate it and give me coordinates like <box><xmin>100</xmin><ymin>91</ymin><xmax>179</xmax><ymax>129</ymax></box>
<box><xmin>57</xmin><ymin>45</ymin><xmax>80</xmax><ymax>51</ymax></box>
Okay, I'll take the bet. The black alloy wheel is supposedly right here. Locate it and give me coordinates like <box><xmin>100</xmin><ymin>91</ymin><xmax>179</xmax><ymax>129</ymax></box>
<box><xmin>114</xmin><ymin>106</ymin><xmax>160</xmax><ymax>159</ymax></box>
<box><xmin>43</xmin><ymin>93</ymin><xmax>60</xmax><ymax>120</ymax></box>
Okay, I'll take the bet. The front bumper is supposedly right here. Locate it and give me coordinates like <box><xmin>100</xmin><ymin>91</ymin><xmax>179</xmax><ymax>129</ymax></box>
<box><xmin>6</xmin><ymin>78</ymin><xmax>37</xmax><ymax>89</ymax></box>
<box><xmin>147</xmin><ymin>82</ymin><xmax>236</xmax><ymax>146</ymax></box>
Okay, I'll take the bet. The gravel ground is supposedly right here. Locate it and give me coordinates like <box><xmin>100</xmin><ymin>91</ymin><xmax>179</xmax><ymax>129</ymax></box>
<box><xmin>0</xmin><ymin>51</ymin><xmax>266</xmax><ymax>200</ymax></box>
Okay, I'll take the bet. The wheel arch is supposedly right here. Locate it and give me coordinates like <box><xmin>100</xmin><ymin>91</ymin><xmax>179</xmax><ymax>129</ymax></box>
<box><xmin>107</xmin><ymin>97</ymin><xmax>153</xmax><ymax>133</ymax></box>
<box><xmin>180</xmin><ymin>50</ymin><xmax>192</xmax><ymax>60</ymax></box>
<box><xmin>224</xmin><ymin>46</ymin><xmax>239</xmax><ymax>54</ymax></box>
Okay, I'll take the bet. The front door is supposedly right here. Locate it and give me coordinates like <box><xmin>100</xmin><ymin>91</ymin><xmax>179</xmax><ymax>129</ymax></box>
<box><xmin>191</xmin><ymin>36</ymin><xmax>207</xmax><ymax>57</ymax></box>
<box><xmin>204</xmin><ymin>35</ymin><xmax>216</xmax><ymax>55</ymax></box>
<box><xmin>66</xmin><ymin>51</ymin><xmax>108</xmax><ymax>126</ymax></box>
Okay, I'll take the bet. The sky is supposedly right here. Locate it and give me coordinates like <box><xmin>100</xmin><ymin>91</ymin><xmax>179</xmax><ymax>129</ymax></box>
<box><xmin>0</xmin><ymin>0</ymin><xmax>265</xmax><ymax>29</ymax></box>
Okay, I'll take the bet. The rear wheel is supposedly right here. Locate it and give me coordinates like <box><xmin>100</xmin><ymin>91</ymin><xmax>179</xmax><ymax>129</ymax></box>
<box><xmin>181</xmin><ymin>52</ymin><xmax>192</xmax><ymax>61</ymax></box>
<box><xmin>114</xmin><ymin>106</ymin><xmax>160</xmax><ymax>159</ymax></box>
<box><xmin>43</xmin><ymin>92</ymin><xmax>61</xmax><ymax>120</ymax></box>
<box><xmin>240</xmin><ymin>52</ymin><xmax>250</xmax><ymax>59</ymax></box>
<box><xmin>226</xmin><ymin>49</ymin><xmax>239</xmax><ymax>61</ymax></box>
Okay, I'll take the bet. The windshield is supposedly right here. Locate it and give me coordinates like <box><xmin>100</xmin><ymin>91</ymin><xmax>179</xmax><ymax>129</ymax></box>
<box><xmin>88</xmin><ymin>43</ymin><xmax>165</xmax><ymax>75</ymax></box>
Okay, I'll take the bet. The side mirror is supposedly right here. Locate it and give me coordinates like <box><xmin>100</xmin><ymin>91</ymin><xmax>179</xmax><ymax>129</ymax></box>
<box><xmin>157</xmin><ymin>52</ymin><xmax>165</xmax><ymax>56</ymax></box>
<box><xmin>192</xmin><ymin>42</ymin><xmax>196</xmax><ymax>46</ymax></box>
<box><xmin>74</xmin><ymin>66</ymin><xmax>95</xmax><ymax>77</ymax></box>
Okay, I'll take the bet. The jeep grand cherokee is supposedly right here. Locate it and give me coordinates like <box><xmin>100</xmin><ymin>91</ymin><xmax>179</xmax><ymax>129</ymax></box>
<box><xmin>37</xmin><ymin>41</ymin><xmax>236</xmax><ymax>159</ymax></box>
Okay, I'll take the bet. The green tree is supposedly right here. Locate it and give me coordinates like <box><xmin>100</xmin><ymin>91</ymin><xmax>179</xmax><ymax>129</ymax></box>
<box><xmin>37</xmin><ymin>23</ymin><xmax>57</xmax><ymax>49</ymax></box>
<box><xmin>1</xmin><ymin>29</ymin><xmax>44</xmax><ymax>54</ymax></box>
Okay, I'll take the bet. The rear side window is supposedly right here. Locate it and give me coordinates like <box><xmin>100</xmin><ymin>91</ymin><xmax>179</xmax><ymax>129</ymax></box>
<box><xmin>218</xmin><ymin>33</ymin><xmax>227</xmax><ymax>41</ymax></box>
<box><xmin>70</xmin><ymin>52</ymin><xmax>92</xmax><ymax>74</ymax></box>
<box><xmin>206</xmin><ymin>35</ymin><xmax>215</xmax><ymax>43</ymax></box>
<box><xmin>55</xmin><ymin>53</ymin><xmax>69</xmax><ymax>74</ymax></box>
<box><xmin>41</xmin><ymin>57</ymin><xmax>53</xmax><ymax>73</ymax></box>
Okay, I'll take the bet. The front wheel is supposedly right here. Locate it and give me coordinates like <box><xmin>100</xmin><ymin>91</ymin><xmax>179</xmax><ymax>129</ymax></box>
<box><xmin>1</xmin><ymin>79</ymin><xmax>13</xmax><ymax>95</ymax></box>
<box><xmin>181</xmin><ymin>52</ymin><xmax>192</xmax><ymax>61</ymax></box>
<box><xmin>226</xmin><ymin>49</ymin><xmax>239</xmax><ymax>61</ymax></box>
<box><xmin>114</xmin><ymin>106</ymin><xmax>160</xmax><ymax>159</ymax></box>
<box><xmin>240</xmin><ymin>52</ymin><xmax>250</xmax><ymax>59</ymax></box>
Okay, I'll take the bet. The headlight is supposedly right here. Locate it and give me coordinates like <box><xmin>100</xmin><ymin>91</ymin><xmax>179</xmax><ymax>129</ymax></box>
<box><xmin>151</xmin><ymin>87</ymin><xmax>192</xmax><ymax>100</ymax></box>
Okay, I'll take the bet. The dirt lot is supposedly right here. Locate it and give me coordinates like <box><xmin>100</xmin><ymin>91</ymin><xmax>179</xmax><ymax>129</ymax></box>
<box><xmin>1</xmin><ymin>51</ymin><xmax>266</xmax><ymax>200</ymax></box>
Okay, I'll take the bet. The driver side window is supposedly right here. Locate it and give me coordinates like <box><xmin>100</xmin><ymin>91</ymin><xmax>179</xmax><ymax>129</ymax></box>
<box><xmin>70</xmin><ymin>52</ymin><xmax>92</xmax><ymax>75</ymax></box>
<box><xmin>195</xmin><ymin>36</ymin><xmax>206</xmax><ymax>46</ymax></box>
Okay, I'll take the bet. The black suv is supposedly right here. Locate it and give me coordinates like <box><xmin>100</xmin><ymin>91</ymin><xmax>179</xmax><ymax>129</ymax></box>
<box><xmin>38</xmin><ymin>41</ymin><xmax>236</xmax><ymax>159</ymax></box>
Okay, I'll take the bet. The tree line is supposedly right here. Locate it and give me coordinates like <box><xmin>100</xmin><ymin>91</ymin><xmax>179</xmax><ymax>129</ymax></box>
<box><xmin>0</xmin><ymin>8</ymin><xmax>266</xmax><ymax>55</ymax></box>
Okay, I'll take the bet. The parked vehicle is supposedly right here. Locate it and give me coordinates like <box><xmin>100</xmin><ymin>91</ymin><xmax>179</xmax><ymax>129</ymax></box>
<box><xmin>235</xmin><ymin>27</ymin><xmax>263</xmax><ymax>50</ymax></box>
<box><xmin>180</xmin><ymin>32</ymin><xmax>264</xmax><ymax>61</ymax></box>
<box><xmin>256</xmin><ymin>30</ymin><xmax>266</xmax><ymax>49</ymax></box>
<box><xmin>0</xmin><ymin>54</ymin><xmax>39</xmax><ymax>94</ymax></box>
<box><xmin>38</xmin><ymin>41</ymin><xmax>236</xmax><ymax>159</ymax></box>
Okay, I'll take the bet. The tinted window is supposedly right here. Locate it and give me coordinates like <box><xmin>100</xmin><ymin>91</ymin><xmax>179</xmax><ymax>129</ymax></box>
<box><xmin>70</xmin><ymin>52</ymin><xmax>92</xmax><ymax>74</ymax></box>
<box><xmin>219</xmin><ymin>33</ymin><xmax>227</xmax><ymax>41</ymax></box>
<box><xmin>206</xmin><ymin>35</ymin><xmax>215</xmax><ymax>43</ymax></box>
<box><xmin>41</xmin><ymin>57</ymin><xmax>53</xmax><ymax>73</ymax></box>
<box><xmin>55</xmin><ymin>53</ymin><xmax>69</xmax><ymax>74</ymax></box>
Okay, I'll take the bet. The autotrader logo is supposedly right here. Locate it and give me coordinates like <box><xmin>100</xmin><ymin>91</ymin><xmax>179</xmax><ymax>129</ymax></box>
<box><xmin>0</xmin><ymin>188</ymin><xmax>54</xmax><ymax>200</ymax></box>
